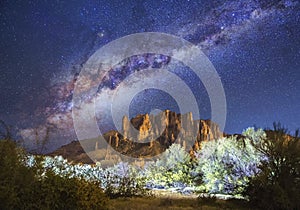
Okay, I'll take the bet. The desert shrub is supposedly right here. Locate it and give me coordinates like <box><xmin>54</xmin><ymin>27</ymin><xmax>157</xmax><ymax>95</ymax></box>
<box><xmin>39</xmin><ymin>155</ymin><xmax>106</xmax><ymax>181</ymax></box>
<box><xmin>0</xmin><ymin>139</ymin><xmax>36</xmax><ymax>209</ymax></box>
<box><xmin>26</xmin><ymin>155</ymin><xmax>148</xmax><ymax>199</ymax></box>
<box><xmin>71</xmin><ymin>176</ymin><xmax>108</xmax><ymax>210</ymax></box>
<box><xmin>194</xmin><ymin>128</ymin><xmax>266</xmax><ymax>194</ymax></box>
<box><xmin>26</xmin><ymin>170</ymin><xmax>108</xmax><ymax>210</ymax></box>
<box><xmin>0</xmin><ymin>138</ymin><xmax>108</xmax><ymax>210</ymax></box>
<box><xmin>143</xmin><ymin>143</ymin><xmax>193</xmax><ymax>188</ymax></box>
<box><xmin>103</xmin><ymin>162</ymin><xmax>149</xmax><ymax>198</ymax></box>
<box><xmin>244</xmin><ymin>124</ymin><xmax>300</xmax><ymax>210</ymax></box>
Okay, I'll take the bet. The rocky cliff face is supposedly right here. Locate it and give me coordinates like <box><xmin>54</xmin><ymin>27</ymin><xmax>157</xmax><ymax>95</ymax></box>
<box><xmin>49</xmin><ymin>110</ymin><xmax>224</xmax><ymax>164</ymax></box>
<box><xmin>105</xmin><ymin>110</ymin><xmax>223</xmax><ymax>158</ymax></box>
<box><xmin>124</xmin><ymin>110</ymin><xmax>222</xmax><ymax>144</ymax></box>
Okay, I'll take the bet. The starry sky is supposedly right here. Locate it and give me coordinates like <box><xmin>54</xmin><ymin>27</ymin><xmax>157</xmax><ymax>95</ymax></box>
<box><xmin>0</xmin><ymin>0</ymin><xmax>299</xmax><ymax>152</ymax></box>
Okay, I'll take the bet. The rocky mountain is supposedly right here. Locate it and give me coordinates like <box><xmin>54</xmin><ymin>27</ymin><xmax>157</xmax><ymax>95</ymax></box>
<box><xmin>49</xmin><ymin>110</ymin><xmax>224</xmax><ymax>165</ymax></box>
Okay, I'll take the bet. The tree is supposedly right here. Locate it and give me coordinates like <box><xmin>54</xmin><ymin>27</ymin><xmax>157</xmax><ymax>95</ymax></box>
<box><xmin>0</xmin><ymin>138</ymin><xmax>35</xmax><ymax>209</ymax></box>
<box><xmin>244</xmin><ymin>123</ymin><xmax>300</xmax><ymax>210</ymax></box>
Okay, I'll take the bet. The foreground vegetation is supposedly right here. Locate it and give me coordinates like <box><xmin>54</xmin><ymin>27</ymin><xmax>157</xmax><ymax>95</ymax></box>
<box><xmin>107</xmin><ymin>196</ymin><xmax>253</xmax><ymax>210</ymax></box>
<box><xmin>0</xmin><ymin>139</ymin><xmax>108</xmax><ymax>210</ymax></box>
<box><xmin>0</xmin><ymin>123</ymin><xmax>299</xmax><ymax>209</ymax></box>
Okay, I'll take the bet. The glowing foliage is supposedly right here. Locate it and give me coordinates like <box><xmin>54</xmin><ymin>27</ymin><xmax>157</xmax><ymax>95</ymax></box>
<box><xmin>103</xmin><ymin>162</ymin><xmax>149</xmax><ymax>198</ymax></box>
<box><xmin>143</xmin><ymin>143</ymin><xmax>193</xmax><ymax>188</ymax></box>
<box><xmin>195</xmin><ymin>128</ymin><xmax>266</xmax><ymax>194</ymax></box>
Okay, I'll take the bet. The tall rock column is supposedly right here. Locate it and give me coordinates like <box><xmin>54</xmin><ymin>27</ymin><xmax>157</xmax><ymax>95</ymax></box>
<box><xmin>122</xmin><ymin>115</ymin><xmax>130</xmax><ymax>138</ymax></box>
<box><xmin>138</xmin><ymin>114</ymin><xmax>151</xmax><ymax>141</ymax></box>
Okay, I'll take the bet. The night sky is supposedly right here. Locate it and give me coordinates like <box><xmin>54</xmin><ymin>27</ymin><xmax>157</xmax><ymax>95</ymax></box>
<box><xmin>0</xmin><ymin>0</ymin><xmax>299</xmax><ymax>152</ymax></box>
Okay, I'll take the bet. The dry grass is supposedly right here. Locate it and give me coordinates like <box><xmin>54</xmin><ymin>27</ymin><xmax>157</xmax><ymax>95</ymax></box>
<box><xmin>107</xmin><ymin>196</ymin><xmax>254</xmax><ymax>210</ymax></box>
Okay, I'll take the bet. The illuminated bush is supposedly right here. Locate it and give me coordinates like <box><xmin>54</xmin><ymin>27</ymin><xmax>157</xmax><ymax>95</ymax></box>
<box><xmin>195</xmin><ymin>128</ymin><xmax>266</xmax><ymax>194</ymax></box>
<box><xmin>39</xmin><ymin>155</ymin><xmax>106</xmax><ymax>181</ymax></box>
<box><xmin>144</xmin><ymin>143</ymin><xmax>193</xmax><ymax>188</ymax></box>
<box><xmin>103</xmin><ymin>162</ymin><xmax>149</xmax><ymax>198</ymax></box>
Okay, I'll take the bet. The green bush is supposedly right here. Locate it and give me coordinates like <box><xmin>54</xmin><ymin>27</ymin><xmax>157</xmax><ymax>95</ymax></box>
<box><xmin>0</xmin><ymin>139</ymin><xmax>36</xmax><ymax>209</ymax></box>
<box><xmin>244</xmin><ymin>124</ymin><xmax>300</xmax><ymax>210</ymax></box>
<box><xmin>0</xmin><ymin>138</ymin><xmax>108</xmax><ymax>210</ymax></box>
<box><xmin>33</xmin><ymin>171</ymin><xmax>108</xmax><ymax>210</ymax></box>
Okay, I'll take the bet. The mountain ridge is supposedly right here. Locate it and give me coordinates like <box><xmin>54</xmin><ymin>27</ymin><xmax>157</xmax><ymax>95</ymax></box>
<box><xmin>49</xmin><ymin>110</ymin><xmax>224</xmax><ymax>165</ymax></box>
